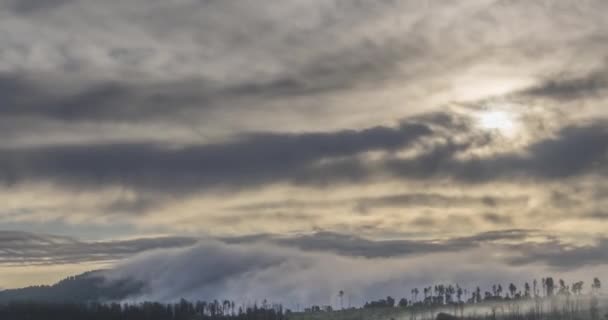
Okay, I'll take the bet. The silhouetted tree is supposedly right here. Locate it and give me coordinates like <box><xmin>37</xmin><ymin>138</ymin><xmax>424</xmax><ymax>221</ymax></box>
<box><xmin>592</xmin><ymin>278</ymin><xmax>601</xmax><ymax>294</ymax></box>
<box><xmin>411</xmin><ymin>288</ymin><xmax>419</xmax><ymax>302</ymax></box>
<box><xmin>509</xmin><ymin>283</ymin><xmax>517</xmax><ymax>298</ymax></box>
<box><xmin>558</xmin><ymin>279</ymin><xmax>568</xmax><ymax>295</ymax></box>
<box><xmin>572</xmin><ymin>281</ymin><xmax>584</xmax><ymax>295</ymax></box>
<box><xmin>545</xmin><ymin>277</ymin><xmax>555</xmax><ymax>297</ymax></box>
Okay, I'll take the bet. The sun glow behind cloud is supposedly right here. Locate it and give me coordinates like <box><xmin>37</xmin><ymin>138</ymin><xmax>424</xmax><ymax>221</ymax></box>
<box><xmin>476</xmin><ymin>109</ymin><xmax>519</xmax><ymax>137</ymax></box>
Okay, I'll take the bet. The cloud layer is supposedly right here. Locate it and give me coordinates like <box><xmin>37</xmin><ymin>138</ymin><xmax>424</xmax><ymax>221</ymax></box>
<box><xmin>0</xmin><ymin>0</ymin><xmax>607</xmax><ymax>294</ymax></box>
<box><xmin>105</xmin><ymin>230</ymin><xmax>608</xmax><ymax>305</ymax></box>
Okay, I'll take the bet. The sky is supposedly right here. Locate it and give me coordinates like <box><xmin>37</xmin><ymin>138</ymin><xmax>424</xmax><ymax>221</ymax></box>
<box><xmin>0</xmin><ymin>0</ymin><xmax>608</xmax><ymax>307</ymax></box>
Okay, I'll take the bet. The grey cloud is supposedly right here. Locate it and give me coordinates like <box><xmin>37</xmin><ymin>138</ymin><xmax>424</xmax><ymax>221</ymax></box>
<box><xmin>582</xmin><ymin>211</ymin><xmax>608</xmax><ymax>220</ymax></box>
<box><xmin>230</xmin><ymin>192</ymin><xmax>527</xmax><ymax>213</ymax></box>
<box><xmin>0</xmin><ymin>111</ymin><xmax>606</xmax><ymax>196</ymax></box>
<box><xmin>0</xmin><ymin>117</ymin><xmax>606</xmax><ymax>193</ymax></box>
<box><xmin>4</xmin><ymin>0</ymin><xmax>73</xmax><ymax>14</ymax></box>
<box><xmin>3</xmin><ymin>228</ymin><xmax>605</xmax><ymax>304</ymax></box>
<box><xmin>522</xmin><ymin>68</ymin><xmax>608</xmax><ymax>100</ymax></box>
<box><xmin>0</xmin><ymin>75</ymin><xmax>218</xmax><ymax>121</ymax></box>
<box><xmin>0</xmin><ymin>231</ymin><xmax>196</xmax><ymax>265</ymax></box>
<box><xmin>506</xmin><ymin>238</ymin><xmax>608</xmax><ymax>269</ymax></box>
<box><xmin>109</xmin><ymin>241</ymin><xmax>291</xmax><ymax>302</ymax></box>
<box><xmin>355</xmin><ymin>193</ymin><xmax>527</xmax><ymax>213</ymax></box>
<box><xmin>482</xmin><ymin>212</ymin><xmax>513</xmax><ymax>225</ymax></box>
<box><xmin>0</xmin><ymin>122</ymin><xmax>433</xmax><ymax>191</ymax></box>
<box><xmin>0</xmin><ymin>6</ymin><xmax>423</xmax><ymax>124</ymax></box>
<box><xmin>228</xmin><ymin>229</ymin><xmax>608</xmax><ymax>270</ymax></box>
<box><xmin>105</xmin><ymin>229</ymin><xmax>608</xmax><ymax>305</ymax></box>
<box><xmin>2</xmin><ymin>0</ymin><xmax>604</xmax><ymax>128</ymax></box>
<box><xmin>0</xmin><ymin>31</ymin><xmax>420</xmax><ymax>123</ymax></box>
<box><xmin>381</xmin><ymin>120</ymin><xmax>608</xmax><ymax>182</ymax></box>
<box><xmin>222</xmin><ymin>229</ymin><xmax>533</xmax><ymax>259</ymax></box>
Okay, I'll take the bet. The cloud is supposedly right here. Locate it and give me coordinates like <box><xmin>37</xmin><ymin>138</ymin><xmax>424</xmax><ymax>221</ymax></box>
<box><xmin>3</xmin><ymin>229</ymin><xmax>608</xmax><ymax>304</ymax></box>
<box><xmin>0</xmin><ymin>115</ymin><xmax>606</xmax><ymax>195</ymax></box>
<box><xmin>105</xmin><ymin>229</ymin><xmax>608</xmax><ymax>305</ymax></box>
<box><xmin>522</xmin><ymin>68</ymin><xmax>608</xmax><ymax>100</ymax></box>
<box><xmin>381</xmin><ymin>120</ymin><xmax>608</xmax><ymax>182</ymax></box>
<box><xmin>506</xmin><ymin>238</ymin><xmax>608</xmax><ymax>270</ymax></box>
<box><xmin>223</xmin><ymin>229</ymin><xmax>531</xmax><ymax>259</ymax></box>
<box><xmin>4</xmin><ymin>0</ymin><xmax>73</xmax><ymax>14</ymax></box>
<box><xmin>0</xmin><ymin>121</ymin><xmax>432</xmax><ymax>191</ymax></box>
<box><xmin>290</xmin><ymin>119</ymin><xmax>608</xmax><ymax>186</ymax></box>
<box><xmin>230</xmin><ymin>192</ymin><xmax>527</xmax><ymax>214</ymax></box>
<box><xmin>1</xmin><ymin>0</ymin><xmax>608</xmax><ymax>294</ymax></box>
<box><xmin>0</xmin><ymin>231</ymin><xmax>196</xmax><ymax>266</ymax></box>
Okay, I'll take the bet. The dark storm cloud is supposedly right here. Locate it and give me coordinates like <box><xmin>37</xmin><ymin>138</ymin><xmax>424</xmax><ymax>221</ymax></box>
<box><xmin>0</xmin><ymin>231</ymin><xmax>196</xmax><ymax>265</ymax></box>
<box><xmin>0</xmin><ymin>122</ymin><xmax>432</xmax><ymax>191</ymax></box>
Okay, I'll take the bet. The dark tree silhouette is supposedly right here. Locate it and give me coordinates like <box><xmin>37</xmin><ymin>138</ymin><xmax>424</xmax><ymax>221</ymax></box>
<box><xmin>592</xmin><ymin>278</ymin><xmax>601</xmax><ymax>293</ymax></box>
<box><xmin>509</xmin><ymin>283</ymin><xmax>517</xmax><ymax>298</ymax></box>
<box><xmin>545</xmin><ymin>277</ymin><xmax>555</xmax><ymax>297</ymax></box>
<box><xmin>572</xmin><ymin>281</ymin><xmax>584</xmax><ymax>295</ymax></box>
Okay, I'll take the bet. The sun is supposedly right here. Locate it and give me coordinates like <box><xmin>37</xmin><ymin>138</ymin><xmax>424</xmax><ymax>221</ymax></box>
<box><xmin>476</xmin><ymin>110</ymin><xmax>518</xmax><ymax>136</ymax></box>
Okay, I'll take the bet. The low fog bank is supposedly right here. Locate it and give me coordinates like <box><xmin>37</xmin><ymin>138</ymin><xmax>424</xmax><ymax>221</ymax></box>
<box><xmin>102</xmin><ymin>239</ymin><xmax>608</xmax><ymax>308</ymax></box>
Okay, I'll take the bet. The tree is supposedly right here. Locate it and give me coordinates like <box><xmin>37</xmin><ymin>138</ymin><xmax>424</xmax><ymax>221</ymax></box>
<box><xmin>545</xmin><ymin>277</ymin><xmax>555</xmax><ymax>297</ymax></box>
<box><xmin>508</xmin><ymin>283</ymin><xmax>517</xmax><ymax>298</ymax></box>
<box><xmin>386</xmin><ymin>296</ymin><xmax>395</xmax><ymax>307</ymax></box>
<box><xmin>456</xmin><ymin>285</ymin><xmax>463</xmax><ymax>303</ymax></box>
<box><xmin>572</xmin><ymin>281</ymin><xmax>584</xmax><ymax>295</ymax></box>
<box><xmin>542</xmin><ymin>278</ymin><xmax>546</xmax><ymax>296</ymax></box>
<box><xmin>398</xmin><ymin>298</ymin><xmax>408</xmax><ymax>308</ymax></box>
<box><xmin>592</xmin><ymin>278</ymin><xmax>601</xmax><ymax>294</ymax></box>
<box><xmin>558</xmin><ymin>279</ymin><xmax>568</xmax><ymax>295</ymax></box>
<box><xmin>338</xmin><ymin>290</ymin><xmax>344</xmax><ymax>310</ymax></box>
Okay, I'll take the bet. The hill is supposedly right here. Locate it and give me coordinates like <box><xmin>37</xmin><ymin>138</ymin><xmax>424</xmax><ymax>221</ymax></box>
<box><xmin>0</xmin><ymin>270</ymin><xmax>143</xmax><ymax>304</ymax></box>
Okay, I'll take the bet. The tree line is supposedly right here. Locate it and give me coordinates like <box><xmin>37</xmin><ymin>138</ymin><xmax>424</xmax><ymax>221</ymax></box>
<box><xmin>357</xmin><ymin>277</ymin><xmax>602</xmax><ymax>310</ymax></box>
<box><xmin>0</xmin><ymin>276</ymin><xmax>602</xmax><ymax>319</ymax></box>
<box><xmin>0</xmin><ymin>299</ymin><xmax>285</xmax><ymax>320</ymax></box>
